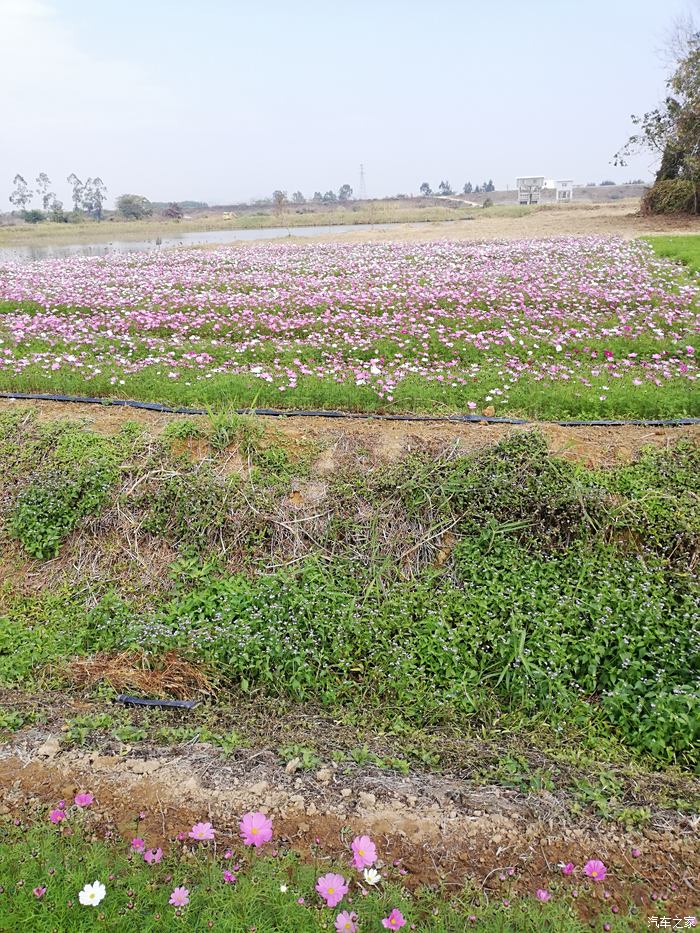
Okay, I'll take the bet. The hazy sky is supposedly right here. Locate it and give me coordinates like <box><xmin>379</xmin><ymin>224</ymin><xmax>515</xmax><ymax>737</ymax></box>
<box><xmin>0</xmin><ymin>0</ymin><xmax>690</xmax><ymax>208</ymax></box>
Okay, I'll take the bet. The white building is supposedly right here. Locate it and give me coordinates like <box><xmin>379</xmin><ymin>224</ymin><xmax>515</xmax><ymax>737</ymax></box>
<box><xmin>516</xmin><ymin>176</ymin><xmax>574</xmax><ymax>204</ymax></box>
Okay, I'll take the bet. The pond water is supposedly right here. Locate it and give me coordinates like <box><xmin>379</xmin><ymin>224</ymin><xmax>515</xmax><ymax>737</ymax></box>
<box><xmin>0</xmin><ymin>223</ymin><xmax>396</xmax><ymax>263</ymax></box>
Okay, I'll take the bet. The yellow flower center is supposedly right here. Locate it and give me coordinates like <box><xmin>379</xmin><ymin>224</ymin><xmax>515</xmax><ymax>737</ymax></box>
<box><xmin>328</xmin><ymin>887</ymin><xmax>334</xmax><ymax>894</ymax></box>
<box><xmin>252</xmin><ymin>827</ymin><xmax>258</xmax><ymax>834</ymax></box>
<box><xmin>592</xmin><ymin>871</ymin><xmax>598</xmax><ymax>877</ymax></box>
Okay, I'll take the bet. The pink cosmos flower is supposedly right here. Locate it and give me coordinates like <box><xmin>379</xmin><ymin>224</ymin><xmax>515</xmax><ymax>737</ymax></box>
<box><xmin>144</xmin><ymin>848</ymin><xmax>163</xmax><ymax>865</ymax></box>
<box><xmin>188</xmin><ymin>822</ymin><xmax>215</xmax><ymax>842</ymax></box>
<box><xmin>335</xmin><ymin>910</ymin><xmax>359</xmax><ymax>933</ymax></box>
<box><xmin>222</xmin><ymin>869</ymin><xmax>237</xmax><ymax>884</ymax></box>
<box><xmin>49</xmin><ymin>809</ymin><xmax>65</xmax><ymax>824</ymax></box>
<box><xmin>74</xmin><ymin>793</ymin><xmax>94</xmax><ymax>808</ymax></box>
<box><xmin>382</xmin><ymin>908</ymin><xmax>406</xmax><ymax>929</ymax></box>
<box><xmin>131</xmin><ymin>838</ymin><xmax>145</xmax><ymax>852</ymax></box>
<box><xmin>583</xmin><ymin>859</ymin><xmax>607</xmax><ymax>882</ymax></box>
<box><xmin>33</xmin><ymin>886</ymin><xmax>46</xmax><ymax>898</ymax></box>
<box><xmin>536</xmin><ymin>889</ymin><xmax>551</xmax><ymax>902</ymax></box>
<box><xmin>169</xmin><ymin>886</ymin><xmax>189</xmax><ymax>907</ymax></box>
<box><xmin>239</xmin><ymin>811</ymin><xmax>273</xmax><ymax>847</ymax></box>
<box><xmin>351</xmin><ymin>835</ymin><xmax>377</xmax><ymax>870</ymax></box>
<box><xmin>562</xmin><ymin>862</ymin><xmax>574</xmax><ymax>875</ymax></box>
<box><xmin>631</xmin><ymin>847</ymin><xmax>641</xmax><ymax>858</ymax></box>
<box><xmin>315</xmin><ymin>873</ymin><xmax>349</xmax><ymax>908</ymax></box>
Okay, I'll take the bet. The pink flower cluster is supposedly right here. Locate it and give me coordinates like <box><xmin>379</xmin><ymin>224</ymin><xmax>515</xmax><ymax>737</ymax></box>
<box><xmin>0</xmin><ymin>237</ymin><xmax>696</xmax><ymax>407</ymax></box>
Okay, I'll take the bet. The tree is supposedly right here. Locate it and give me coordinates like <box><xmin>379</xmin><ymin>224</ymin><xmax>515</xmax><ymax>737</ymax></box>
<box><xmin>272</xmin><ymin>190</ymin><xmax>288</xmax><ymax>213</ymax></box>
<box><xmin>463</xmin><ymin>182</ymin><xmax>473</xmax><ymax>194</ymax></box>
<box><xmin>163</xmin><ymin>202</ymin><xmax>183</xmax><ymax>219</ymax></box>
<box><xmin>116</xmin><ymin>193</ymin><xmax>152</xmax><ymax>219</ymax></box>
<box><xmin>474</xmin><ymin>184</ymin><xmax>481</xmax><ymax>193</ymax></box>
<box><xmin>338</xmin><ymin>183</ymin><xmax>353</xmax><ymax>201</ymax></box>
<box><xmin>292</xmin><ymin>191</ymin><xmax>306</xmax><ymax>204</ymax></box>
<box><xmin>312</xmin><ymin>191</ymin><xmax>323</xmax><ymax>202</ymax></box>
<box><xmin>419</xmin><ymin>182</ymin><xmax>432</xmax><ymax>196</ymax></box>
<box><xmin>9</xmin><ymin>174</ymin><xmax>32</xmax><ymax>212</ymax></box>
<box><xmin>615</xmin><ymin>20</ymin><xmax>700</xmax><ymax>211</ymax></box>
<box><xmin>322</xmin><ymin>190</ymin><xmax>337</xmax><ymax>202</ymax></box>
<box><xmin>47</xmin><ymin>195</ymin><xmax>66</xmax><ymax>222</ymax></box>
<box><xmin>67</xmin><ymin>173</ymin><xmax>84</xmax><ymax>212</ymax></box>
<box><xmin>82</xmin><ymin>177</ymin><xmax>107</xmax><ymax>219</ymax></box>
<box><xmin>35</xmin><ymin>173</ymin><xmax>53</xmax><ymax>210</ymax></box>
<box><xmin>437</xmin><ymin>180</ymin><xmax>454</xmax><ymax>196</ymax></box>
<box><xmin>600</xmin><ymin>179</ymin><xmax>616</xmax><ymax>186</ymax></box>
<box><xmin>22</xmin><ymin>209</ymin><xmax>45</xmax><ymax>224</ymax></box>
<box><xmin>483</xmin><ymin>179</ymin><xmax>495</xmax><ymax>192</ymax></box>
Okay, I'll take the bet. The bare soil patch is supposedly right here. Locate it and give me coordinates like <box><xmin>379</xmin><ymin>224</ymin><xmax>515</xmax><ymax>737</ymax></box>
<box><xmin>0</xmin><ymin>729</ymin><xmax>698</xmax><ymax>915</ymax></box>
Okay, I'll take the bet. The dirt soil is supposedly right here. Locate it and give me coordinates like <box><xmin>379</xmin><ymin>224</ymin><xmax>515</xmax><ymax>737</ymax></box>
<box><xmin>1</xmin><ymin>397</ymin><xmax>698</xmax><ymax>472</ymax></box>
<box><xmin>1</xmin><ymin>726</ymin><xmax>698</xmax><ymax>917</ymax></box>
<box><xmin>301</xmin><ymin>201</ymin><xmax>700</xmax><ymax>244</ymax></box>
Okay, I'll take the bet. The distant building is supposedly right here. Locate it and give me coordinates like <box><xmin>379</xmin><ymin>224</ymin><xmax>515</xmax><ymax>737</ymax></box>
<box><xmin>516</xmin><ymin>176</ymin><xmax>545</xmax><ymax>205</ymax></box>
<box><xmin>516</xmin><ymin>176</ymin><xmax>574</xmax><ymax>204</ymax></box>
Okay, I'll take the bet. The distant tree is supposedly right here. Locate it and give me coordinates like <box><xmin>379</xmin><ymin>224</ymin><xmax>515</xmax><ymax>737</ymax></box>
<box><xmin>82</xmin><ymin>177</ymin><xmax>107</xmax><ymax>219</ymax></box>
<box><xmin>67</xmin><ymin>173</ymin><xmax>85</xmax><ymax>212</ymax></box>
<box><xmin>437</xmin><ymin>180</ymin><xmax>454</xmax><ymax>196</ymax></box>
<box><xmin>463</xmin><ymin>181</ymin><xmax>473</xmax><ymax>194</ymax></box>
<box><xmin>47</xmin><ymin>195</ymin><xmax>66</xmax><ymax>222</ymax></box>
<box><xmin>9</xmin><ymin>174</ymin><xmax>32</xmax><ymax>212</ymax></box>
<box><xmin>585</xmin><ymin>181</ymin><xmax>597</xmax><ymax>186</ymax></box>
<box><xmin>322</xmin><ymin>190</ymin><xmax>337</xmax><ymax>202</ymax></box>
<box><xmin>312</xmin><ymin>191</ymin><xmax>323</xmax><ymax>202</ymax></box>
<box><xmin>116</xmin><ymin>193</ymin><xmax>153</xmax><ymax>219</ymax></box>
<box><xmin>292</xmin><ymin>191</ymin><xmax>306</xmax><ymax>204</ymax></box>
<box><xmin>474</xmin><ymin>184</ymin><xmax>481</xmax><ymax>193</ymax></box>
<box><xmin>35</xmin><ymin>173</ymin><xmax>53</xmax><ymax>210</ymax></box>
<box><xmin>338</xmin><ymin>183</ymin><xmax>353</xmax><ymax>201</ymax></box>
<box><xmin>22</xmin><ymin>209</ymin><xmax>45</xmax><ymax>223</ymax></box>
<box><xmin>419</xmin><ymin>182</ymin><xmax>432</xmax><ymax>196</ymax></box>
<box><xmin>272</xmin><ymin>189</ymin><xmax>288</xmax><ymax>212</ymax></box>
<box><xmin>600</xmin><ymin>179</ymin><xmax>616</xmax><ymax>185</ymax></box>
<box><xmin>163</xmin><ymin>202</ymin><xmax>183</xmax><ymax>219</ymax></box>
<box><xmin>483</xmin><ymin>179</ymin><xmax>495</xmax><ymax>192</ymax></box>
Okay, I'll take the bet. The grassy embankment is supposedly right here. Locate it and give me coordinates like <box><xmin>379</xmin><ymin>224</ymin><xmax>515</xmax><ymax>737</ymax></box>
<box><xmin>0</xmin><ymin>411</ymin><xmax>697</xmax><ymax>929</ymax></box>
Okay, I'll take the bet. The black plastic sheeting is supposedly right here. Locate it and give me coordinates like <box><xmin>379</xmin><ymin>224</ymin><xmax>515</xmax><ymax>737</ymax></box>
<box><xmin>1</xmin><ymin>391</ymin><xmax>698</xmax><ymax>427</ymax></box>
<box><xmin>116</xmin><ymin>695</ymin><xmax>197</xmax><ymax>710</ymax></box>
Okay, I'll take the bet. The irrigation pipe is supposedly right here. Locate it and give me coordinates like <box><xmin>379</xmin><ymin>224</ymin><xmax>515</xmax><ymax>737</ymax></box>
<box><xmin>0</xmin><ymin>391</ymin><xmax>698</xmax><ymax>427</ymax></box>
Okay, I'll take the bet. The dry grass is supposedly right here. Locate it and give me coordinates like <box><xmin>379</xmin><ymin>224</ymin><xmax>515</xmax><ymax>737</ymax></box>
<box><xmin>59</xmin><ymin>650</ymin><xmax>214</xmax><ymax>699</ymax></box>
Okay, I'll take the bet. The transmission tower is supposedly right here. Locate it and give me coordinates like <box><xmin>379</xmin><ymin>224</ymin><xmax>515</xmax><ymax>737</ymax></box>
<box><xmin>358</xmin><ymin>163</ymin><xmax>367</xmax><ymax>201</ymax></box>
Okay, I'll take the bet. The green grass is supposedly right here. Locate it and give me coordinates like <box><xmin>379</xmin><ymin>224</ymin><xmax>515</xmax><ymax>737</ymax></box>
<box><xmin>645</xmin><ymin>234</ymin><xmax>700</xmax><ymax>274</ymax></box>
<box><xmin>0</xmin><ymin>820</ymin><xmax>647</xmax><ymax>932</ymax></box>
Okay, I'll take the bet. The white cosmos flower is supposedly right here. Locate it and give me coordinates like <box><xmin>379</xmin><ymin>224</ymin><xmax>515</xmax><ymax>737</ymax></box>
<box><xmin>363</xmin><ymin>868</ymin><xmax>381</xmax><ymax>885</ymax></box>
<box><xmin>78</xmin><ymin>880</ymin><xmax>106</xmax><ymax>907</ymax></box>
<box><xmin>369</xmin><ymin>364</ymin><xmax>381</xmax><ymax>375</ymax></box>
<box><xmin>279</xmin><ymin>884</ymin><xmax>288</xmax><ymax>893</ymax></box>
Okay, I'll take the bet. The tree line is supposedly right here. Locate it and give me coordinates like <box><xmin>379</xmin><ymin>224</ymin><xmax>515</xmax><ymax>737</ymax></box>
<box><xmin>271</xmin><ymin>185</ymin><xmax>354</xmax><ymax>209</ymax></box>
<box><xmin>8</xmin><ymin>173</ymin><xmax>107</xmax><ymax>223</ymax></box>
<box><xmin>419</xmin><ymin>180</ymin><xmax>495</xmax><ymax>197</ymax></box>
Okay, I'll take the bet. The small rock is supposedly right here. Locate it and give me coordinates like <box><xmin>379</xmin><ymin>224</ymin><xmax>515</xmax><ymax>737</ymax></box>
<box><xmin>483</xmin><ymin>405</ymin><xmax>496</xmax><ymax>418</ymax></box>
<box><xmin>250</xmin><ymin>781</ymin><xmax>269</xmax><ymax>796</ymax></box>
<box><xmin>358</xmin><ymin>792</ymin><xmax>376</xmax><ymax>808</ymax></box>
<box><xmin>315</xmin><ymin>768</ymin><xmax>332</xmax><ymax>785</ymax></box>
<box><xmin>127</xmin><ymin>759</ymin><xmax>161</xmax><ymax>775</ymax></box>
<box><xmin>36</xmin><ymin>737</ymin><xmax>61</xmax><ymax>759</ymax></box>
<box><xmin>340</xmin><ymin>788</ymin><xmax>352</xmax><ymax>798</ymax></box>
<box><xmin>285</xmin><ymin>757</ymin><xmax>301</xmax><ymax>774</ymax></box>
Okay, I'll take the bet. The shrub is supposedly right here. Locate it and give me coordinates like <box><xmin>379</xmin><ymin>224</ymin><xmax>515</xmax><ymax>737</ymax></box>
<box><xmin>642</xmin><ymin>178</ymin><xmax>698</xmax><ymax>214</ymax></box>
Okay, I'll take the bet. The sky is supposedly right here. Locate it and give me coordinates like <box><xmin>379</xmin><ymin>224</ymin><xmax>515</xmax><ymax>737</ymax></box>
<box><xmin>0</xmin><ymin>0</ymin><xmax>692</xmax><ymax>208</ymax></box>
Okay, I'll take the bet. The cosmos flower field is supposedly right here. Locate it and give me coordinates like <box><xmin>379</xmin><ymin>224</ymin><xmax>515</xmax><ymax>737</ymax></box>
<box><xmin>0</xmin><ymin>236</ymin><xmax>697</xmax><ymax>418</ymax></box>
